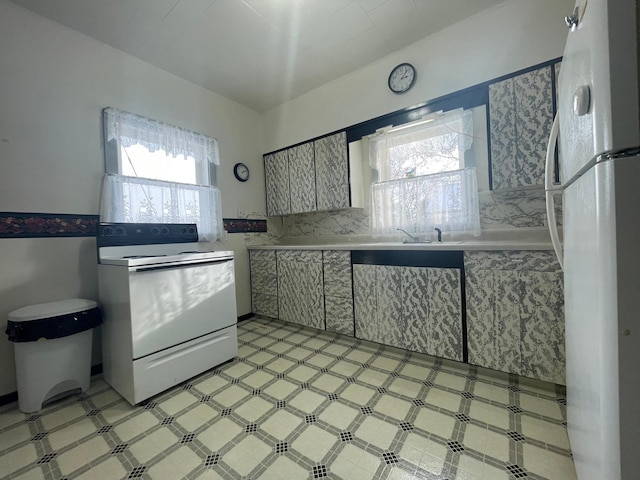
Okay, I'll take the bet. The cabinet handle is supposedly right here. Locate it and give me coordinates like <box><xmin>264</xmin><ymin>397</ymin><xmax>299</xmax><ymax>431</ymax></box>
<box><xmin>564</xmin><ymin>6</ymin><xmax>580</xmax><ymax>29</ymax></box>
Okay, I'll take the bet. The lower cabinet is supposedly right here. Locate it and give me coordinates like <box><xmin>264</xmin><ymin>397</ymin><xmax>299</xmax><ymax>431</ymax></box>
<box><xmin>352</xmin><ymin>264</ymin><xmax>463</xmax><ymax>362</ymax></box>
<box><xmin>248</xmin><ymin>247</ymin><xmax>564</xmax><ymax>384</ymax></box>
<box><xmin>323</xmin><ymin>251</ymin><xmax>354</xmax><ymax>336</ymax></box>
<box><xmin>249</xmin><ymin>250</ymin><xmax>278</xmax><ymax>318</ymax></box>
<box><xmin>277</xmin><ymin>250</ymin><xmax>324</xmax><ymax>330</ymax></box>
<box><xmin>465</xmin><ymin>251</ymin><xmax>565</xmax><ymax>384</ymax></box>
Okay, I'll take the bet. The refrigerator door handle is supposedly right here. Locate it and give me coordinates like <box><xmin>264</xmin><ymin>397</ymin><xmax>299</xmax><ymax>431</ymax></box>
<box><xmin>545</xmin><ymin>113</ymin><xmax>564</xmax><ymax>270</ymax></box>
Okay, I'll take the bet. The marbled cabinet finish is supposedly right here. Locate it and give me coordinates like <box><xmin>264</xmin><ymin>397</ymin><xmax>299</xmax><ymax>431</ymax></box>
<box><xmin>464</xmin><ymin>251</ymin><xmax>565</xmax><ymax>384</ymax></box>
<box><xmin>314</xmin><ymin>132</ymin><xmax>350</xmax><ymax>211</ymax></box>
<box><xmin>323</xmin><ymin>251</ymin><xmax>354</xmax><ymax>336</ymax></box>
<box><xmin>249</xmin><ymin>249</ymin><xmax>278</xmax><ymax>318</ymax></box>
<box><xmin>277</xmin><ymin>250</ymin><xmax>324</xmax><ymax>330</ymax></box>
<box><xmin>353</xmin><ymin>264</ymin><xmax>463</xmax><ymax>362</ymax></box>
<box><xmin>264</xmin><ymin>150</ymin><xmax>290</xmax><ymax>216</ymax></box>
<box><xmin>489</xmin><ymin>65</ymin><xmax>555</xmax><ymax>190</ymax></box>
<box><xmin>288</xmin><ymin>142</ymin><xmax>317</xmax><ymax>214</ymax></box>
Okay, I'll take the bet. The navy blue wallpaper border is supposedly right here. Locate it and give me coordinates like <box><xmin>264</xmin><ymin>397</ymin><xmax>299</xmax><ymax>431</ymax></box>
<box><xmin>0</xmin><ymin>212</ymin><xmax>99</xmax><ymax>238</ymax></box>
<box><xmin>0</xmin><ymin>212</ymin><xmax>267</xmax><ymax>238</ymax></box>
<box><xmin>224</xmin><ymin>218</ymin><xmax>267</xmax><ymax>233</ymax></box>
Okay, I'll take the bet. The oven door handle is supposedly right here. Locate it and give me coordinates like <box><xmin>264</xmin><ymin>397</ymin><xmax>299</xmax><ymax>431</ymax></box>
<box><xmin>130</xmin><ymin>257</ymin><xmax>233</xmax><ymax>273</ymax></box>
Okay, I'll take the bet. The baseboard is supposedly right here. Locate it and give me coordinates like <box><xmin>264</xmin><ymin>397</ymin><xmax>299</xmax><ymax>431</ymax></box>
<box><xmin>238</xmin><ymin>313</ymin><xmax>254</xmax><ymax>322</ymax></box>
<box><xmin>0</xmin><ymin>391</ymin><xmax>18</xmax><ymax>407</ymax></box>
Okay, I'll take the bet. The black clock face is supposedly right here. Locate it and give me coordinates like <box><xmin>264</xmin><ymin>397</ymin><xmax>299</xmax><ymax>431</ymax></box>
<box><xmin>388</xmin><ymin>63</ymin><xmax>416</xmax><ymax>94</ymax></box>
<box><xmin>234</xmin><ymin>163</ymin><xmax>249</xmax><ymax>182</ymax></box>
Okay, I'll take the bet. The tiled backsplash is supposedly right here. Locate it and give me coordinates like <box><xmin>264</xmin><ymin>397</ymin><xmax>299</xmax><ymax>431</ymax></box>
<box><xmin>278</xmin><ymin>188</ymin><xmax>559</xmax><ymax>240</ymax></box>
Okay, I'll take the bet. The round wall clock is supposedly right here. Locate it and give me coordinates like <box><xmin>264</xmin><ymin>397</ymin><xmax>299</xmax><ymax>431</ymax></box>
<box><xmin>233</xmin><ymin>162</ymin><xmax>250</xmax><ymax>182</ymax></box>
<box><xmin>388</xmin><ymin>63</ymin><xmax>417</xmax><ymax>94</ymax></box>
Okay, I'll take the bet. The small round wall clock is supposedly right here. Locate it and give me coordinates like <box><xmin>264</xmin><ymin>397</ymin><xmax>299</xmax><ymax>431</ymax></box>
<box><xmin>233</xmin><ymin>162</ymin><xmax>250</xmax><ymax>182</ymax></box>
<box><xmin>388</xmin><ymin>63</ymin><xmax>417</xmax><ymax>94</ymax></box>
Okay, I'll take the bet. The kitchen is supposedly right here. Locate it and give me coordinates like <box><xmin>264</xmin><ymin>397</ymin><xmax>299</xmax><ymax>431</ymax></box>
<box><xmin>0</xmin><ymin>0</ymin><xmax>636</xmax><ymax>479</ymax></box>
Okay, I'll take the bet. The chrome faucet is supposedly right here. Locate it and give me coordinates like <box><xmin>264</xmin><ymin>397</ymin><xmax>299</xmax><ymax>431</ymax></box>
<box><xmin>397</xmin><ymin>228</ymin><xmax>420</xmax><ymax>243</ymax></box>
<box><xmin>434</xmin><ymin>227</ymin><xmax>442</xmax><ymax>242</ymax></box>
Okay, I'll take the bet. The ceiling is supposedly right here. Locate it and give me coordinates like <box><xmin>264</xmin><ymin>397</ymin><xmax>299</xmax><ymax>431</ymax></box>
<box><xmin>9</xmin><ymin>0</ymin><xmax>507</xmax><ymax>112</ymax></box>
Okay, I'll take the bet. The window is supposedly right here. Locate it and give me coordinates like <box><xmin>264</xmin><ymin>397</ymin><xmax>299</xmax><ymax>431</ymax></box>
<box><xmin>99</xmin><ymin>107</ymin><xmax>222</xmax><ymax>241</ymax></box>
<box><xmin>369</xmin><ymin>108</ymin><xmax>480</xmax><ymax>236</ymax></box>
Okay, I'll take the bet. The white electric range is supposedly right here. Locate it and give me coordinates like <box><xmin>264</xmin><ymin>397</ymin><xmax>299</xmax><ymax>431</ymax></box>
<box><xmin>97</xmin><ymin>222</ymin><xmax>237</xmax><ymax>405</ymax></box>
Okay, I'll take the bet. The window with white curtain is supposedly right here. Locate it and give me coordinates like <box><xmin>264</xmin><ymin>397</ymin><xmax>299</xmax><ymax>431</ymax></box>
<box><xmin>369</xmin><ymin>108</ymin><xmax>481</xmax><ymax>237</ymax></box>
<box><xmin>100</xmin><ymin>107</ymin><xmax>223</xmax><ymax>241</ymax></box>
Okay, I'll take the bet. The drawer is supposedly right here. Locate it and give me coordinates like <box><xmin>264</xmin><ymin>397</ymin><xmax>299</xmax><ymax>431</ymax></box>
<box><xmin>252</xmin><ymin>293</ymin><xmax>278</xmax><ymax>318</ymax></box>
<box><xmin>249</xmin><ymin>249</ymin><xmax>277</xmax><ymax>263</ymax></box>
<box><xmin>323</xmin><ymin>262</ymin><xmax>352</xmax><ymax>297</ymax></box>
<box><xmin>464</xmin><ymin>251</ymin><xmax>561</xmax><ymax>272</ymax></box>
<box><xmin>277</xmin><ymin>250</ymin><xmax>323</xmax><ymax>263</ymax></box>
<box><xmin>323</xmin><ymin>250</ymin><xmax>351</xmax><ymax>265</ymax></box>
<box><xmin>325</xmin><ymin>296</ymin><xmax>354</xmax><ymax>337</ymax></box>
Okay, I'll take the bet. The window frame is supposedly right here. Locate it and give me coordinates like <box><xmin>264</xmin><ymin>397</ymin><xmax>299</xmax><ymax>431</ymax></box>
<box><xmin>368</xmin><ymin>108</ymin><xmax>480</xmax><ymax>236</ymax></box>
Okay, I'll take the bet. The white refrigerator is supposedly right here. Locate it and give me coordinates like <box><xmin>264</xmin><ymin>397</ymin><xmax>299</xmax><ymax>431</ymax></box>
<box><xmin>546</xmin><ymin>0</ymin><xmax>640</xmax><ymax>478</ymax></box>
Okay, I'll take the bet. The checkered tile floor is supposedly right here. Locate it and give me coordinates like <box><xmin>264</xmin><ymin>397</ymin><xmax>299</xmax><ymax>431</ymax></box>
<box><xmin>0</xmin><ymin>316</ymin><xmax>577</xmax><ymax>479</ymax></box>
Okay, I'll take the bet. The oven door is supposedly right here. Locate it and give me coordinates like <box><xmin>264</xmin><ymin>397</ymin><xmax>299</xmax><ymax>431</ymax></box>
<box><xmin>129</xmin><ymin>257</ymin><xmax>237</xmax><ymax>359</ymax></box>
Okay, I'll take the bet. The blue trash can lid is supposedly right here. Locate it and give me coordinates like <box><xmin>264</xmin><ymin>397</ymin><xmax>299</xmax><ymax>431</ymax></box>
<box><xmin>8</xmin><ymin>299</ymin><xmax>97</xmax><ymax>322</ymax></box>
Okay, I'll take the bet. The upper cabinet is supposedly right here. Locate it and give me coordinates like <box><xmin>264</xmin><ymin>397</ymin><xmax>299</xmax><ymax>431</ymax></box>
<box><xmin>264</xmin><ymin>150</ymin><xmax>290</xmax><ymax>216</ymax></box>
<box><xmin>314</xmin><ymin>132</ymin><xmax>350</xmax><ymax>211</ymax></box>
<box><xmin>489</xmin><ymin>63</ymin><xmax>558</xmax><ymax>191</ymax></box>
<box><xmin>264</xmin><ymin>130</ymin><xmax>360</xmax><ymax>216</ymax></box>
<box><xmin>289</xmin><ymin>142</ymin><xmax>316</xmax><ymax>214</ymax></box>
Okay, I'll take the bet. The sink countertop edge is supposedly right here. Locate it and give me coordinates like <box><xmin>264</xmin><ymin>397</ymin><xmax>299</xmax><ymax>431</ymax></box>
<box><xmin>246</xmin><ymin>241</ymin><xmax>554</xmax><ymax>251</ymax></box>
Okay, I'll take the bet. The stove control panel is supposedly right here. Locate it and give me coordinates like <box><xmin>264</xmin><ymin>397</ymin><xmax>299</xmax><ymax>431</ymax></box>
<box><xmin>97</xmin><ymin>223</ymin><xmax>198</xmax><ymax>246</ymax></box>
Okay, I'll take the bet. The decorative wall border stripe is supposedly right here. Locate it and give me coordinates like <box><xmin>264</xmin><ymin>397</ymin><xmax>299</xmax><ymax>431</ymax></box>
<box><xmin>224</xmin><ymin>218</ymin><xmax>268</xmax><ymax>233</ymax></box>
<box><xmin>0</xmin><ymin>212</ymin><xmax>99</xmax><ymax>238</ymax></box>
<box><xmin>0</xmin><ymin>212</ymin><xmax>268</xmax><ymax>238</ymax></box>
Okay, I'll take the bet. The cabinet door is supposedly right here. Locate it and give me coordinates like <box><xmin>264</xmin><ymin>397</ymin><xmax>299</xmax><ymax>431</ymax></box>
<box><xmin>489</xmin><ymin>66</ymin><xmax>554</xmax><ymax>190</ymax></box>
<box><xmin>489</xmin><ymin>77</ymin><xmax>517</xmax><ymax>190</ymax></box>
<box><xmin>264</xmin><ymin>151</ymin><xmax>290</xmax><ymax>216</ymax></box>
<box><xmin>355</xmin><ymin>264</ymin><xmax>463</xmax><ymax>359</ymax></box>
<box><xmin>250</xmin><ymin>250</ymin><xmax>278</xmax><ymax>318</ymax></box>
<box><xmin>465</xmin><ymin>251</ymin><xmax>565</xmax><ymax>383</ymax></box>
<box><xmin>520</xmin><ymin>270</ymin><xmax>565</xmax><ymax>384</ymax></box>
<box><xmin>513</xmin><ymin>67</ymin><xmax>554</xmax><ymax>187</ymax></box>
<box><xmin>494</xmin><ymin>270</ymin><xmax>524</xmax><ymax>375</ymax></box>
<box><xmin>427</xmin><ymin>268</ymin><xmax>463</xmax><ymax>362</ymax></box>
<box><xmin>314</xmin><ymin>132</ymin><xmax>350</xmax><ymax>211</ymax></box>
<box><xmin>402</xmin><ymin>267</ymin><xmax>463</xmax><ymax>362</ymax></box>
<box><xmin>277</xmin><ymin>251</ymin><xmax>324</xmax><ymax>330</ymax></box>
<box><xmin>353</xmin><ymin>265</ymin><xmax>404</xmax><ymax>348</ymax></box>
<box><xmin>465</xmin><ymin>268</ymin><xmax>496</xmax><ymax>368</ymax></box>
<box><xmin>323</xmin><ymin>251</ymin><xmax>354</xmax><ymax>336</ymax></box>
<box><xmin>402</xmin><ymin>267</ymin><xmax>430</xmax><ymax>354</ymax></box>
<box><xmin>288</xmin><ymin>142</ymin><xmax>316</xmax><ymax>214</ymax></box>
<box><xmin>325</xmin><ymin>296</ymin><xmax>354</xmax><ymax>336</ymax></box>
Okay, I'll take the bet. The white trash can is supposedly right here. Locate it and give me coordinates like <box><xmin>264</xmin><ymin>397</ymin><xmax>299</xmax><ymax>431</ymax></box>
<box><xmin>6</xmin><ymin>298</ymin><xmax>102</xmax><ymax>413</ymax></box>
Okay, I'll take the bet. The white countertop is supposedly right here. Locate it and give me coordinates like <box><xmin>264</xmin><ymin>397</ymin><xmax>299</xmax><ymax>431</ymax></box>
<box><xmin>247</xmin><ymin>229</ymin><xmax>557</xmax><ymax>251</ymax></box>
<box><xmin>247</xmin><ymin>240</ymin><xmax>553</xmax><ymax>251</ymax></box>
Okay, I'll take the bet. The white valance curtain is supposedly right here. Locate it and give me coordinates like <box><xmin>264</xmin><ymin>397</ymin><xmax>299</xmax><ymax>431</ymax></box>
<box><xmin>369</xmin><ymin>109</ymin><xmax>480</xmax><ymax>236</ymax></box>
<box><xmin>370</xmin><ymin>168</ymin><xmax>480</xmax><ymax>235</ymax></box>
<box><xmin>103</xmin><ymin>107</ymin><xmax>220</xmax><ymax>165</ymax></box>
<box><xmin>100</xmin><ymin>175</ymin><xmax>223</xmax><ymax>240</ymax></box>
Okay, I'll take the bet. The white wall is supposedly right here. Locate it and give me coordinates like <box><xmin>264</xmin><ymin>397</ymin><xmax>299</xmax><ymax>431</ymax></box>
<box><xmin>0</xmin><ymin>1</ymin><xmax>265</xmax><ymax>397</ymax></box>
<box><xmin>262</xmin><ymin>0</ymin><xmax>574</xmax><ymax>151</ymax></box>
